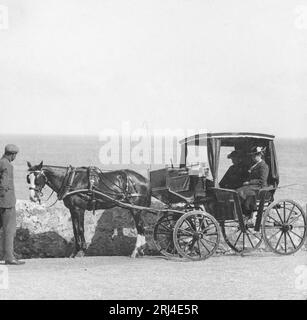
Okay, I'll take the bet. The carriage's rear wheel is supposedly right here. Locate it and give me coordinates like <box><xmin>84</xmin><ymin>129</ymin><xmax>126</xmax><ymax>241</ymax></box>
<box><xmin>173</xmin><ymin>211</ymin><xmax>220</xmax><ymax>260</ymax></box>
<box><xmin>220</xmin><ymin>220</ymin><xmax>262</xmax><ymax>254</ymax></box>
<box><xmin>262</xmin><ymin>199</ymin><xmax>307</xmax><ymax>255</ymax></box>
<box><xmin>153</xmin><ymin>211</ymin><xmax>181</xmax><ymax>257</ymax></box>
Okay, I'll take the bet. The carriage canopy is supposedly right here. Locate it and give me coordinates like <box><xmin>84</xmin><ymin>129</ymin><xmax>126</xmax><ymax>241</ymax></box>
<box><xmin>179</xmin><ymin>132</ymin><xmax>279</xmax><ymax>187</ymax></box>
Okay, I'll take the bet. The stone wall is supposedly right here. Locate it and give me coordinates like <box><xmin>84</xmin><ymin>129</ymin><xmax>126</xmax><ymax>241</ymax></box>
<box><xmin>0</xmin><ymin>200</ymin><xmax>161</xmax><ymax>259</ymax></box>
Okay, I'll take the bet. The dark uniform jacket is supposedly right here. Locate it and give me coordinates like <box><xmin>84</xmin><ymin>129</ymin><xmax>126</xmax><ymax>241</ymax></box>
<box><xmin>219</xmin><ymin>165</ymin><xmax>247</xmax><ymax>189</ymax></box>
<box><xmin>0</xmin><ymin>156</ymin><xmax>16</xmax><ymax>208</ymax></box>
<box><xmin>247</xmin><ymin>160</ymin><xmax>269</xmax><ymax>188</ymax></box>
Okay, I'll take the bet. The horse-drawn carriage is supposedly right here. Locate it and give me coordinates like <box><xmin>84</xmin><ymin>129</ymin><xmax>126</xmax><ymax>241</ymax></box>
<box><xmin>150</xmin><ymin>132</ymin><xmax>307</xmax><ymax>260</ymax></box>
<box><xmin>27</xmin><ymin>132</ymin><xmax>307</xmax><ymax>260</ymax></box>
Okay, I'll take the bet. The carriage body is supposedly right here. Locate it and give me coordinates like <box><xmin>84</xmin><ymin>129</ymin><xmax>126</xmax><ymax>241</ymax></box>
<box><xmin>150</xmin><ymin>132</ymin><xmax>279</xmax><ymax>217</ymax></box>
<box><xmin>150</xmin><ymin>132</ymin><xmax>307</xmax><ymax>259</ymax></box>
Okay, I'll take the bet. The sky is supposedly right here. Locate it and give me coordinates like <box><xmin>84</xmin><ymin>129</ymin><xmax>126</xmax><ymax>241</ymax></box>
<box><xmin>0</xmin><ymin>0</ymin><xmax>307</xmax><ymax>138</ymax></box>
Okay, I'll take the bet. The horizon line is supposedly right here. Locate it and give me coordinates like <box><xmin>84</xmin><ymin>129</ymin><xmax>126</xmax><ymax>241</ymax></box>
<box><xmin>1</xmin><ymin>132</ymin><xmax>307</xmax><ymax>139</ymax></box>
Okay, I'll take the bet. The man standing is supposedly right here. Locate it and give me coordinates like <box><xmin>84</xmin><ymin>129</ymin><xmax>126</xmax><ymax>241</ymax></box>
<box><xmin>0</xmin><ymin>144</ymin><xmax>25</xmax><ymax>265</ymax></box>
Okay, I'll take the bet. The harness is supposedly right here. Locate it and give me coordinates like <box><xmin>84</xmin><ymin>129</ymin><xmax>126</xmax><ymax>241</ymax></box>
<box><xmin>36</xmin><ymin>165</ymin><xmax>139</xmax><ymax>214</ymax></box>
<box><xmin>57</xmin><ymin>166</ymin><xmax>76</xmax><ymax>200</ymax></box>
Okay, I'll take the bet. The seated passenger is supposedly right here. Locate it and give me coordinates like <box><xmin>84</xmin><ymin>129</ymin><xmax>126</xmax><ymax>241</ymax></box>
<box><xmin>219</xmin><ymin>150</ymin><xmax>247</xmax><ymax>189</ymax></box>
<box><xmin>237</xmin><ymin>146</ymin><xmax>269</xmax><ymax>219</ymax></box>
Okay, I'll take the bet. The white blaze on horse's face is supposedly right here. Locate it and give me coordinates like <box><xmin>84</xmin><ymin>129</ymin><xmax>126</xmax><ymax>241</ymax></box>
<box><xmin>29</xmin><ymin>173</ymin><xmax>39</xmax><ymax>202</ymax></box>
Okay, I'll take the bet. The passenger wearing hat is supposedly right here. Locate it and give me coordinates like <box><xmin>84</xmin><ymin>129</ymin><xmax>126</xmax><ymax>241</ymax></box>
<box><xmin>219</xmin><ymin>150</ymin><xmax>247</xmax><ymax>189</ymax></box>
<box><xmin>237</xmin><ymin>146</ymin><xmax>269</xmax><ymax>220</ymax></box>
<box><xmin>0</xmin><ymin>144</ymin><xmax>25</xmax><ymax>265</ymax></box>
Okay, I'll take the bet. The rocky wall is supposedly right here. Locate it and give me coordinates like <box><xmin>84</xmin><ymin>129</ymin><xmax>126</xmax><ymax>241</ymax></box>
<box><xmin>0</xmin><ymin>200</ymin><xmax>161</xmax><ymax>259</ymax></box>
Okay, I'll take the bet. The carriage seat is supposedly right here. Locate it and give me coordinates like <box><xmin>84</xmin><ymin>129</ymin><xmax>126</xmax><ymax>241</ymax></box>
<box><xmin>256</xmin><ymin>186</ymin><xmax>275</xmax><ymax>203</ymax></box>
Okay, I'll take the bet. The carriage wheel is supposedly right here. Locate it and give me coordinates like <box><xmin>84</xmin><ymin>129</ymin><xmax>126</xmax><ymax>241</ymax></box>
<box><xmin>153</xmin><ymin>211</ymin><xmax>181</xmax><ymax>257</ymax></box>
<box><xmin>262</xmin><ymin>199</ymin><xmax>307</xmax><ymax>255</ymax></box>
<box><xmin>173</xmin><ymin>211</ymin><xmax>221</xmax><ymax>260</ymax></box>
<box><xmin>220</xmin><ymin>220</ymin><xmax>262</xmax><ymax>254</ymax></box>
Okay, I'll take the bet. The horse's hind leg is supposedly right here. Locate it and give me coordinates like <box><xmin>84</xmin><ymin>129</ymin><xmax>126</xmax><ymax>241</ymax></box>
<box><xmin>77</xmin><ymin>208</ymin><xmax>87</xmax><ymax>256</ymax></box>
<box><xmin>130</xmin><ymin>209</ymin><xmax>146</xmax><ymax>258</ymax></box>
<box><xmin>70</xmin><ymin>210</ymin><xmax>81</xmax><ymax>258</ymax></box>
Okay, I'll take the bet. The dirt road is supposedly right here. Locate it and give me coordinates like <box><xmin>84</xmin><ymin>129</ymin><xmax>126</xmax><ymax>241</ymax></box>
<box><xmin>0</xmin><ymin>252</ymin><xmax>306</xmax><ymax>300</ymax></box>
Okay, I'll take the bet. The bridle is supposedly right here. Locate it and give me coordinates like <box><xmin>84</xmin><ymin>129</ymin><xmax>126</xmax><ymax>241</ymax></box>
<box><xmin>27</xmin><ymin>169</ymin><xmax>53</xmax><ymax>204</ymax></box>
<box><xmin>27</xmin><ymin>170</ymin><xmax>48</xmax><ymax>192</ymax></box>
<box><xmin>27</xmin><ymin>166</ymin><xmax>70</xmax><ymax>206</ymax></box>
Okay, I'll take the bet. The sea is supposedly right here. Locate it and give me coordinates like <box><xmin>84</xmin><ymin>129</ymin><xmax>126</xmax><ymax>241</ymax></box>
<box><xmin>0</xmin><ymin>134</ymin><xmax>306</xmax><ymax>206</ymax></box>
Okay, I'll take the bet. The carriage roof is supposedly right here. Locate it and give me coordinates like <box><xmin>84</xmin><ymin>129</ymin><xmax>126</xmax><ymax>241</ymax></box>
<box><xmin>178</xmin><ymin>132</ymin><xmax>279</xmax><ymax>187</ymax></box>
<box><xmin>179</xmin><ymin>132</ymin><xmax>275</xmax><ymax>146</ymax></box>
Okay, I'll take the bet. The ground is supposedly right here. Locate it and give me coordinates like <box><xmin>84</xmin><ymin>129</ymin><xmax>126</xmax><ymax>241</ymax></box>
<box><xmin>0</xmin><ymin>252</ymin><xmax>306</xmax><ymax>300</ymax></box>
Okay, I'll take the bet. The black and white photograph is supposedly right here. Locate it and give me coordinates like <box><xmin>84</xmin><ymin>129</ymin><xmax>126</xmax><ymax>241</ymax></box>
<box><xmin>0</xmin><ymin>0</ymin><xmax>307</xmax><ymax>303</ymax></box>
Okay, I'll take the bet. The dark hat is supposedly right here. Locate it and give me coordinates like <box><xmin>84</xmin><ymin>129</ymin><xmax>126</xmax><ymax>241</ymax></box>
<box><xmin>248</xmin><ymin>146</ymin><xmax>266</xmax><ymax>155</ymax></box>
<box><xmin>5</xmin><ymin>144</ymin><xmax>19</xmax><ymax>154</ymax></box>
<box><xmin>227</xmin><ymin>150</ymin><xmax>244</xmax><ymax>159</ymax></box>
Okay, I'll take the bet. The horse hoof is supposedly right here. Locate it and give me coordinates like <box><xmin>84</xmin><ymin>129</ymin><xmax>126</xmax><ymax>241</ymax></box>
<box><xmin>138</xmin><ymin>249</ymin><xmax>145</xmax><ymax>256</ymax></box>
<box><xmin>75</xmin><ymin>251</ymin><xmax>85</xmax><ymax>258</ymax></box>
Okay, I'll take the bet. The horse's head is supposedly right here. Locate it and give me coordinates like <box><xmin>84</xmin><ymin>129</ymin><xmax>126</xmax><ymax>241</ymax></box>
<box><xmin>26</xmin><ymin>161</ymin><xmax>46</xmax><ymax>203</ymax></box>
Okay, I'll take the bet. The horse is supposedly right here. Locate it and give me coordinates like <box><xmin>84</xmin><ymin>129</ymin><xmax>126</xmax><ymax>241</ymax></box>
<box><xmin>26</xmin><ymin>161</ymin><xmax>152</xmax><ymax>258</ymax></box>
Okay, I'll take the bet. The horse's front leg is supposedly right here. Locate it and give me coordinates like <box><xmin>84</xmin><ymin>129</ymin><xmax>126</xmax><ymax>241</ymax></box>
<box><xmin>130</xmin><ymin>210</ymin><xmax>146</xmax><ymax>258</ymax></box>
<box><xmin>69</xmin><ymin>207</ymin><xmax>86</xmax><ymax>258</ymax></box>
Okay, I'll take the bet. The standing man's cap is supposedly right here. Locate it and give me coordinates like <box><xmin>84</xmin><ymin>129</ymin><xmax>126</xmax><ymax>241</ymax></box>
<box><xmin>5</xmin><ymin>144</ymin><xmax>19</xmax><ymax>154</ymax></box>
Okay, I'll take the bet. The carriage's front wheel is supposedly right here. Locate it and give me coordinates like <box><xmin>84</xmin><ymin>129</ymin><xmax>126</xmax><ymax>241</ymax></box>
<box><xmin>153</xmin><ymin>211</ymin><xmax>181</xmax><ymax>257</ymax></box>
<box><xmin>173</xmin><ymin>211</ymin><xmax>221</xmax><ymax>260</ymax></box>
<box><xmin>262</xmin><ymin>199</ymin><xmax>307</xmax><ymax>255</ymax></box>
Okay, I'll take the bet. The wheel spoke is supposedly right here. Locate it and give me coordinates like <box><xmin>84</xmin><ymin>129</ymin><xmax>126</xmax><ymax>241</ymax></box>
<box><xmin>201</xmin><ymin>237</ymin><xmax>217</xmax><ymax>246</ymax></box>
<box><xmin>285</xmin><ymin>204</ymin><xmax>295</xmax><ymax>223</ymax></box>
<box><xmin>267</xmin><ymin>214</ymin><xmax>282</xmax><ymax>225</ymax></box>
<box><xmin>246</xmin><ymin>232</ymin><xmax>255</xmax><ymax>248</ymax></box>
<box><xmin>156</xmin><ymin>231</ymin><xmax>172</xmax><ymax>235</ymax></box>
<box><xmin>286</xmin><ymin>232</ymin><xmax>297</xmax><ymax>250</ymax></box>
<box><xmin>287</xmin><ymin>214</ymin><xmax>303</xmax><ymax>226</ymax></box>
<box><xmin>283</xmin><ymin>202</ymin><xmax>286</xmax><ymax>222</ymax></box>
<box><xmin>264</xmin><ymin>225</ymin><xmax>283</xmax><ymax>229</ymax></box>
<box><xmin>267</xmin><ymin>229</ymin><xmax>282</xmax><ymax>242</ymax></box>
<box><xmin>234</xmin><ymin>231</ymin><xmax>242</xmax><ymax>247</ymax></box>
<box><xmin>164</xmin><ymin>239</ymin><xmax>173</xmax><ymax>252</ymax></box>
<box><xmin>199</xmin><ymin>238</ymin><xmax>211</xmax><ymax>253</ymax></box>
<box><xmin>177</xmin><ymin>235</ymin><xmax>193</xmax><ymax>240</ymax></box>
<box><xmin>202</xmin><ymin>222</ymin><xmax>216</xmax><ymax>233</ymax></box>
<box><xmin>289</xmin><ymin>229</ymin><xmax>304</xmax><ymax>240</ymax></box>
<box><xmin>275</xmin><ymin>232</ymin><xmax>283</xmax><ymax>250</ymax></box>
<box><xmin>205</xmin><ymin>232</ymin><xmax>219</xmax><ymax>237</ymax></box>
<box><xmin>165</xmin><ymin>216</ymin><xmax>174</xmax><ymax>226</ymax></box>
<box><xmin>156</xmin><ymin>237</ymin><xmax>168</xmax><ymax>246</ymax></box>
<box><xmin>177</xmin><ymin>228</ymin><xmax>194</xmax><ymax>236</ymax></box>
<box><xmin>284</xmin><ymin>232</ymin><xmax>287</xmax><ymax>253</ymax></box>
<box><xmin>274</xmin><ymin>207</ymin><xmax>284</xmax><ymax>223</ymax></box>
<box><xmin>184</xmin><ymin>219</ymin><xmax>196</xmax><ymax>232</ymax></box>
<box><xmin>252</xmin><ymin>232</ymin><xmax>262</xmax><ymax>241</ymax></box>
<box><xmin>159</xmin><ymin>223</ymin><xmax>172</xmax><ymax>232</ymax></box>
<box><xmin>196</xmin><ymin>240</ymin><xmax>201</xmax><ymax>257</ymax></box>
